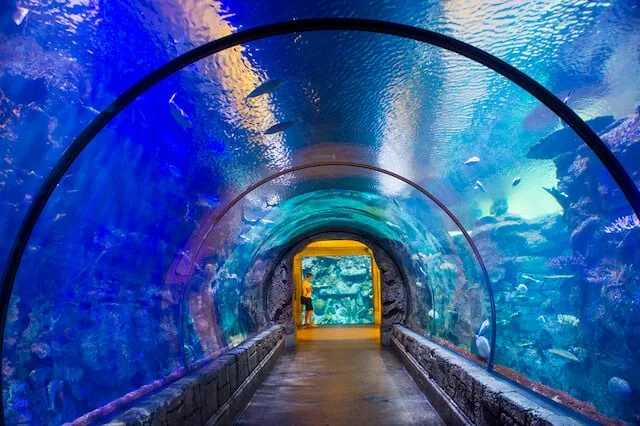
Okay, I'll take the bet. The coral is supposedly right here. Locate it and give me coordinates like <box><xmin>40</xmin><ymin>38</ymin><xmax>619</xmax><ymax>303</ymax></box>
<box><xmin>603</xmin><ymin>214</ymin><xmax>640</xmax><ymax>234</ymax></box>
<box><xmin>557</xmin><ymin>314</ymin><xmax>580</xmax><ymax>327</ymax></box>
<box><xmin>547</xmin><ymin>254</ymin><xmax>586</xmax><ymax>269</ymax></box>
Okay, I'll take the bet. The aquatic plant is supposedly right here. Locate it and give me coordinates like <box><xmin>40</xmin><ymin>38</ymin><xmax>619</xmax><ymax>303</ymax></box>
<box><xmin>603</xmin><ymin>214</ymin><xmax>640</xmax><ymax>234</ymax></box>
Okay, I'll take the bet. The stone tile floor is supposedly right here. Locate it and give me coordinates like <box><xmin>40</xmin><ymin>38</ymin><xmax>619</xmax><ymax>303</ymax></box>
<box><xmin>236</xmin><ymin>326</ymin><xmax>445</xmax><ymax>425</ymax></box>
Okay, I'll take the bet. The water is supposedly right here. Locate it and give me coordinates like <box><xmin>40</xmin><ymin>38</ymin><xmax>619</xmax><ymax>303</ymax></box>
<box><xmin>302</xmin><ymin>255</ymin><xmax>374</xmax><ymax>325</ymax></box>
<box><xmin>1</xmin><ymin>0</ymin><xmax>640</xmax><ymax>424</ymax></box>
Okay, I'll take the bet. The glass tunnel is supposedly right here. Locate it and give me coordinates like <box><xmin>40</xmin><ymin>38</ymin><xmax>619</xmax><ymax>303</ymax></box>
<box><xmin>1</xmin><ymin>1</ymin><xmax>639</xmax><ymax>424</ymax></box>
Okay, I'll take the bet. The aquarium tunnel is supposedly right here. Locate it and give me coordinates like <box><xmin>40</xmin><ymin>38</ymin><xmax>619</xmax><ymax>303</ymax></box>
<box><xmin>1</xmin><ymin>1</ymin><xmax>640</xmax><ymax>425</ymax></box>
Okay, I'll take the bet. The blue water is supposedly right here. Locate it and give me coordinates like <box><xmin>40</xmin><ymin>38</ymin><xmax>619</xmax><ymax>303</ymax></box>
<box><xmin>1</xmin><ymin>0</ymin><xmax>640</xmax><ymax>424</ymax></box>
<box><xmin>302</xmin><ymin>255</ymin><xmax>374</xmax><ymax>325</ymax></box>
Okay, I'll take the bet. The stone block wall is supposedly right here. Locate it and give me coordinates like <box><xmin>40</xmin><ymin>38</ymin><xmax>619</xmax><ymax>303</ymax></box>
<box><xmin>104</xmin><ymin>325</ymin><xmax>284</xmax><ymax>426</ymax></box>
<box><xmin>391</xmin><ymin>325</ymin><xmax>592</xmax><ymax>426</ymax></box>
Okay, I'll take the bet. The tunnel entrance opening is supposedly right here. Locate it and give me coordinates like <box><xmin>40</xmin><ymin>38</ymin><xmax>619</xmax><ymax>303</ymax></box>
<box><xmin>292</xmin><ymin>240</ymin><xmax>382</xmax><ymax>334</ymax></box>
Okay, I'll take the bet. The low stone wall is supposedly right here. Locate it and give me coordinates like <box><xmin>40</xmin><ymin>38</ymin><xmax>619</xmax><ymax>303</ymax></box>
<box><xmin>391</xmin><ymin>326</ymin><xmax>593</xmax><ymax>426</ymax></box>
<box><xmin>105</xmin><ymin>325</ymin><xmax>284</xmax><ymax>426</ymax></box>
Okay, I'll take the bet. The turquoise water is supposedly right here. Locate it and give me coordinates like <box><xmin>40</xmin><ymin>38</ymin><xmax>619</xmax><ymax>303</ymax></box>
<box><xmin>1</xmin><ymin>1</ymin><xmax>640</xmax><ymax>424</ymax></box>
<box><xmin>302</xmin><ymin>255</ymin><xmax>374</xmax><ymax>325</ymax></box>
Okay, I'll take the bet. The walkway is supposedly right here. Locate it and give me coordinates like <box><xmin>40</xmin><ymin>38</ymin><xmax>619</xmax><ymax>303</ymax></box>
<box><xmin>236</xmin><ymin>326</ymin><xmax>445</xmax><ymax>426</ymax></box>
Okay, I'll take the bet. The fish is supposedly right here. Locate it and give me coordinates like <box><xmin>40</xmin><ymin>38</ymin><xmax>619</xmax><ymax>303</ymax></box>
<box><xmin>547</xmin><ymin>348</ymin><xmax>579</xmax><ymax>362</ymax></box>
<box><xmin>196</xmin><ymin>195</ymin><xmax>220</xmax><ymax>208</ymax></box>
<box><xmin>81</xmin><ymin>104</ymin><xmax>100</xmax><ymax>115</ymax></box>
<box><xmin>562</xmin><ymin>89</ymin><xmax>575</xmax><ymax>104</ymax></box>
<box><xmin>168</xmin><ymin>93</ymin><xmax>192</xmax><ymax>128</ymax></box>
<box><xmin>246</xmin><ymin>79</ymin><xmax>282</xmax><ymax>99</ymax></box>
<box><xmin>558</xmin><ymin>89</ymin><xmax>576</xmax><ymax>126</ymax></box>
<box><xmin>516</xmin><ymin>284</ymin><xmax>528</xmax><ymax>294</ymax></box>
<box><xmin>53</xmin><ymin>213</ymin><xmax>67</xmax><ymax>222</ymax></box>
<box><xmin>264</xmin><ymin>121</ymin><xmax>295</xmax><ymax>135</ymax></box>
<box><xmin>474</xmin><ymin>180</ymin><xmax>485</xmax><ymax>192</ymax></box>
<box><xmin>464</xmin><ymin>156</ymin><xmax>480</xmax><ymax>165</ymax></box>
<box><xmin>12</xmin><ymin>7</ymin><xmax>29</xmax><ymax>26</ymax></box>
<box><xmin>428</xmin><ymin>309</ymin><xmax>439</xmax><ymax>319</ymax></box>
<box><xmin>512</xmin><ymin>176</ymin><xmax>521</xmax><ymax>187</ymax></box>
<box><xmin>478</xmin><ymin>319</ymin><xmax>490</xmax><ymax>336</ymax></box>
<box><xmin>476</xmin><ymin>335</ymin><xmax>490</xmax><ymax>360</ymax></box>
<box><xmin>393</xmin><ymin>198</ymin><xmax>401</xmax><ymax>209</ymax></box>
<box><xmin>521</xmin><ymin>274</ymin><xmax>541</xmax><ymax>284</ymax></box>
<box><xmin>167</xmin><ymin>164</ymin><xmax>182</xmax><ymax>179</ymax></box>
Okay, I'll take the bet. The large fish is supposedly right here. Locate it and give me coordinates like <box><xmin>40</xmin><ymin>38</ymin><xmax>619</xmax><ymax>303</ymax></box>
<box><xmin>169</xmin><ymin>93</ymin><xmax>192</xmax><ymax>129</ymax></box>
<box><xmin>476</xmin><ymin>335</ymin><xmax>490</xmax><ymax>360</ymax></box>
<box><xmin>246</xmin><ymin>79</ymin><xmax>282</xmax><ymax>99</ymax></box>
<box><xmin>264</xmin><ymin>121</ymin><xmax>295</xmax><ymax>135</ymax></box>
<box><xmin>476</xmin><ymin>319</ymin><xmax>491</xmax><ymax>360</ymax></box>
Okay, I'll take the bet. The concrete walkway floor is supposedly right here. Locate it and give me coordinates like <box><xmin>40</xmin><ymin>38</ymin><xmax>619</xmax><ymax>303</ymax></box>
<box><xmin>236</xmin><ymin>326</ymin><xmax>445</xmax><ymax>426</ymax></box>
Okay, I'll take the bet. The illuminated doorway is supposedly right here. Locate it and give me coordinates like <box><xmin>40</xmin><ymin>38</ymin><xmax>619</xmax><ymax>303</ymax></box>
<box><xmin>293</xmin><ymin>240</ymin><xmax>381</xmax><ymax>327</ymax></box>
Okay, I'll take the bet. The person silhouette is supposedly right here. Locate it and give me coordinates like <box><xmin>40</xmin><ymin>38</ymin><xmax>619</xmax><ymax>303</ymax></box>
<box><xmin>301</xmin><ymin>273</ymin><xmax>315</xmax><ymax>327</ymax></box>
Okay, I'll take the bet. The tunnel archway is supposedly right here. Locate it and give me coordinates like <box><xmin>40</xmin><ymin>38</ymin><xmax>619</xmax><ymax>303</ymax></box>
<box><xmin>177</xmin><ymin>161</ymin><xmax>497</xmax><ymax>372</ymax></box>
<box><xmin>1</xmin><ymin>17</ymin><xmax>639</xmax><ymax>425</ymax></box>
<box><xmin>263</xmin><ymin>231</ymin><xmax>410</xmax><ymax>347</ymax></box>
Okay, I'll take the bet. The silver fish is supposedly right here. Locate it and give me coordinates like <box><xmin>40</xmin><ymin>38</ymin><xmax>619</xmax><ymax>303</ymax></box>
<box><xmin>464</xmin><ymin>156</ymin><xmax>480</xmax><ymax>165</ymax></box>
<box><xmin>474</xmin><ymin>180</ymin><xmax>486</xmax><ymax>192</ymax></box>
<box><xmin>12</xmin><ymin>7</ymin><xmax>29</xmax><ymax>26</ymax></box>
<box><xmin>478</xmin><ymin>319</ymin><xmax>490</xmax><ymax>336</ymax></box>
<box><xmin>512</xmin><ymin>176</ymin><xmax>521</xmax><ymax>187</ymax></box>
<box><xmin>476</xmin><ymin>335</ymin><xmax>490</xmax><ymax>360</ymax></box>
<box><xmin>169</xmin><ymin>93</ymin><xmax>192</xmax><ymax>128</ymax></box>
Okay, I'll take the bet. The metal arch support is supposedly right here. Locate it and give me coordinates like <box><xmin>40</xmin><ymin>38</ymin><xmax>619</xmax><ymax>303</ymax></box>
<box><xmin>178</xmin><ymin>161</ymin><xmax>499</xmax><ymax>370</ymax></box>
<box><xmin>2</xmin><ymin>18</ymin><xmax>639</xmax><ymax>421</ymax></box>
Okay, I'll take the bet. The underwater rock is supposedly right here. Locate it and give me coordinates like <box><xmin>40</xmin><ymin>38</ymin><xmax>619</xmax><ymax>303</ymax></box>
<box><xmin>506</xmin><ymin>256</ymin><xmax>551</xmax><ymax>274</ymax></box>
<box><xmin>0</xmin><ymin>73</ymin><xmax>48</xmax><ymax>105</ymax></box>
<box><xmin>527</xmin><ymin>115</ymin><xmax>614</xmax><ymax>159</ymax></box>
<box><xmin>28</xmin><ymin>367</ymin><xmax>52</xmax><ymax>386</ymax></box>
<box><xmin>543</xmin><ymin>187</ymin><xmax>569</xmax><ymax>210</ymax></box>
<box><xmin>536</xmin><ymin>329</ymin><xmax>554</xmax><ymax>350</ymax></box>
<box><xmin>47</xmin><ymin>380</ymin><xmax>64</xmax><ymax>411</ymax></box>
<box><xmin>475</xmin><ymin>216</ymin><xmax>498</xmax><ymax>227</ymax></box>
<box><xmin>490</xmin><ymin>198</ymin><xmax>509</xmax><ymax>216</ymax></box>
<box><xmin>608</xmin><ymin>377</ymin><xmax>632</xmax><ymax>399</ymax></box>
<box><xmin>30</xmin><ymin>342</ymin><xmax>51</xmax><ymax>359</ymax></box>
<box><xmin>569</xmin><ymin>216</ymin><xmax>601</xmax><ymax>250</ymax></box>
